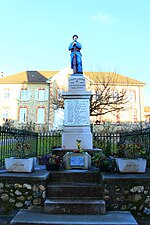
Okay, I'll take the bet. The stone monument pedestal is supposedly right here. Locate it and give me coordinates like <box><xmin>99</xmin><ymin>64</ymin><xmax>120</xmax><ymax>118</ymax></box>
<box><xmin>62</xmin><ymin>73</ymin><xmax>93</xmax><ymax>150</ymax></box>
<box><xmin>62</xmin><ymin>126</ymin><xmax>92</xmax><ymax>150</ymax></box>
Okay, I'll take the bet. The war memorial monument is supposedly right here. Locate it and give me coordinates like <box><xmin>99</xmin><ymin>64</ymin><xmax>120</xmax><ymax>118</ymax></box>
<box><xmin>9</xmin><ymin>35</ymin><xmax>138</xmax><ymax>225</ymax></box>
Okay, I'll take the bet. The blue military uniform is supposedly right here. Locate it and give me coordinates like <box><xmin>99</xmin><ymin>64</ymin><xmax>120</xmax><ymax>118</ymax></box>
<box><xmin>68</xmin><ymin>36</ymin><xmax>83</xmax><ymax>74</ymax></box>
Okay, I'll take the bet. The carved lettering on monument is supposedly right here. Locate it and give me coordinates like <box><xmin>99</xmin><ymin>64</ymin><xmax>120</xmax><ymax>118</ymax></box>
<box><xmin>70</xmin><ymin>156</ymin><xmax>84</xmax><ymax>167</ymax></box>
<box><xmin>64</xmin><ymin>99</ymin><xmax>90</xmax><ymax>126</ymax></box>
<box><xmin>68</xmin><ymin>76</ymin><xmax>86</xmax><ymax>91</ymax></box>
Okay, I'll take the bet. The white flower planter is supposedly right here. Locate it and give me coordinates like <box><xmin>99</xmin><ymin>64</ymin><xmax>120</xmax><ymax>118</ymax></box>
<box><xmin>116</xmin><ymin>158</ymin><xmax>147</xmax><ymax>173</ymax></box>
<box><xmin>5</xmin><ymin>157</ymin><xmax>35</xmax><ymax>173</ymax></box>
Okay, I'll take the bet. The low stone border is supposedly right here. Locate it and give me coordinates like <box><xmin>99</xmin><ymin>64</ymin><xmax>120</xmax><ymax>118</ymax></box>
<box><xmin>102</xmin><ymin>168</ymin><xmax>150</xmax><ymax>217</ymax></box>
<box><xmin>0</xmin><ymin>167</ymin><xmax>50</xmax><ymax>215</ymax></box>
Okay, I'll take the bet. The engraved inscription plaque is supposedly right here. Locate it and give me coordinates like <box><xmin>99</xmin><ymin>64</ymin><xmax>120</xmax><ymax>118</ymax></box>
<box><xmin>64</xmin><ymin>99</ymin><xmax>89</xmax><ymax>126</ymax></box>
<box><xmin>68</xmin><ymin>76</ymin><xmax>86</xmax><ymax>92</ymax></box>
<box><xmin>63</xmin><ymin>152</ymin><xmax>91</xmax><ymax>169</ymax></box>
<box><xmin>70</xmin><ymin>156</ymin><xmax>84</xmax><ymax>167</ymax></box>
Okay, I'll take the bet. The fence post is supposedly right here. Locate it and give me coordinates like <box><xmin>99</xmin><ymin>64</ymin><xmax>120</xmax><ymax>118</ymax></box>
<box><xmin>35</xmin><ymin>132</ymin><xmax>38</xmax><ymax>158</ymax></box>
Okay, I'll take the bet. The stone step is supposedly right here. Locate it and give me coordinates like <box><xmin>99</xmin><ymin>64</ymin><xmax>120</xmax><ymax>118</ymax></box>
<box><xmin>44</xmin><ymin>197</ymin><xmax>106</xmax><ymax>215</ymax></box>
<box><xmin>10</xmin><ymin>209</ymin><xmax>138</xmax><ymax>225</ymax></box>
<box><xmin>49</xmin><ymin>168</ymin><xmax>101</xmax><ymax>183</ymax></box>
<box><xmin>46</xmin><ymin>182</ymin><xmax>104</xmax><ymax>198</ymax></box>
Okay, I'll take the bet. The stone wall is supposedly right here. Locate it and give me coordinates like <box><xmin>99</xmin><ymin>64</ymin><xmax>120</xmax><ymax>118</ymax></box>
<box><xmin>102</xmin><ymin>172</ymin><xmax>150</xmax><ymax>217</ymax></box>
<box><xmin>0</xmin><ymin>170</ymin><xmax>49</xmax><ymax>214</ymax></box>
<box><xmin>0</xmin><ymin>169</ymin><xmax>150</xmax><ymax>218</ymax></box>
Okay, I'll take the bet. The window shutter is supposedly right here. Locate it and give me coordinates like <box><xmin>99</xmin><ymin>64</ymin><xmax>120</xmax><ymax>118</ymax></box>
<box><xmin>28</xmin><ymin>90</ymin><xmax>31</xmax><ymax>100</ymax></box>
<box><xmin>45</xmin><ymin>90</ymin><xmax>49</xmax><ymax>100</ymax></box>
<box><xmin>35</xmin><ymin>90</ymin><xmax>38</xmax><ymax>100</ymax></box>
<box><xmin>17</xmin><ymin>91</ymin><xmax>21</xmax><ymax>100</ymax></box>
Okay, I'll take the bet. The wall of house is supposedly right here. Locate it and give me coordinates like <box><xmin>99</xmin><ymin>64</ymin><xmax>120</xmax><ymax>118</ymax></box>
<box><xmin>0</xmin><ymin>71</ymin><xmax>145</xmax><ymax>129</ymax></box>
<box><xmin>0</xmin><ymin>84</ymin><xmax>22</xmax><ymax>126</ymax></box>
<box><xmin>17</xmin><ymin>83</ymin><xmax>50</xmax><ymax>132</ymax></box>
<box><xmin>0</xmin><ymin>83</ymin><xmax>51</xmax><ymax>132</ymax></box>
<box><xmin>87</xmin><ymin>84</ymin><xmax>145</xmax><ymax>124</ymax></box>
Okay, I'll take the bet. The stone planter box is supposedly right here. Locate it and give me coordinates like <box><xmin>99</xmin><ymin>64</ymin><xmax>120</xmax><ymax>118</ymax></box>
<box><xmin>5</xmin><ymin>157</ymin><xmax>36</xmax><ymax>173</ymax></box>
<box><xmin>116</xmin><ymin>158</ymin><xmax>147</xmax><ymax>173</ymax></box>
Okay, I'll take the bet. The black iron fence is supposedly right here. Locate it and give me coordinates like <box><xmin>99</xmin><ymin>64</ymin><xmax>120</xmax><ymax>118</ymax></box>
<box><xmin>0</xmin><ymin>126</ymin><xmax>150</xmax><ymax>167</ymax></box>
<box><xmin>93</xmin><ymin>132</ymin><xmax>120</xmax><ymax>155</ymax></box>
<box><xmin>119</xmin><ymin>128</ymin><xmax>150</xmax><ymax>165</ymax></box>
<box><xmin>0</xmin><ymin>127</ymin><xmax>38</xmax><ymax>166</ymax></box>
<box><xmin>37</xmin><ymin>130</ymin><xmax>62</xmax><ymax>158</ymax></box>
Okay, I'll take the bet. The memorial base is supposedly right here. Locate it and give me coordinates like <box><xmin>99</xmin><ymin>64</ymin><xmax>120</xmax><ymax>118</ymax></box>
<box><xmin>62</xmin><ymin>126</ymin><xmax>93</xmax><ymax>149</ymax></box>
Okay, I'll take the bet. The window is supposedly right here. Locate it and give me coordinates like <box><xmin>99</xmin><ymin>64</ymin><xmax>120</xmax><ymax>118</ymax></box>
<box><xmin>2</xmin><ymin>107</ymin><xmax>9</xmax><ymax>120</ymax></box>
<box><xmin>20</xmin><ymin>89</ymin><xmax>28</xmax><ymax>101</ymax></box>
<box><xmin>35</xmin><ymin>89</ymin><xmax>48</xmax><ymax>101</ymax></box>
<box><xmin>112</xmin><ymin>91</ymin><xmax>119</xmax><ymax>102</ymax></box>
<box><xmin>3</xmin><ymin>89</ymin><xmax>10</xmax><ymax>100</ymax></box>
<box><xmin>19</xmin><ymin>89</ymin><xmax>31</xmax><ymax>101</ymax></box>
<box><xmin>37</xmin><ymin>108</ymin><xmax>45</xmax><ymax>123</ymax></box>
<box><xmin>39</xmin><ymin>90</ymin><xmax>45</xmax><ymax>101</ymax></box>
<box><xmin>19</xmin><ymin>108</ymin><xmax>27</xmax><ymax>123</ymax></box>
<box><xmin>128</xmin><ymin>90</ymin><xmax>136</xmax><ymax>102</ymax></box>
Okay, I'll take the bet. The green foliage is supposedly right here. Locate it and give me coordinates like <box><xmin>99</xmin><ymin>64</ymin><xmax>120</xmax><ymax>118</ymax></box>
<box><xmin>11</xmin><ymin>143</ymin><xmax>31</xmax><ymax>158</ymax></box>
<box><xmin>91</xmin><ymin>151</ymin><xmax>117</xmax><ymax>171</ymax></box>
<box><xmin>93</xmin><ymin>139</ymin><xmax>116</xmax><ymax>156</ymax></box>
<box><xmin>117</xmin><ymin>142</ymin><xmax>146</xmax><ymax>159</ymax></box>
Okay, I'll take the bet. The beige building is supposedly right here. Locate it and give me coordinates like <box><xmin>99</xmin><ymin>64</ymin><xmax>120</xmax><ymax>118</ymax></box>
<box><xmin>144</xmin><ymin>106</ymin><xmax>150</xmax><ymax>123</ymax></box>
<box><xmin>0</xmin><ymin>67</ymin><xmax>145</xmax><ymax>131</ymax></box>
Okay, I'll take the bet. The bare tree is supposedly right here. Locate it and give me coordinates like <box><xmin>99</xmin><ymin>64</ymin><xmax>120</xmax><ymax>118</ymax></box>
<box><xmin>88</xmin><ymin>72</ymin><xmax>131</xmax><ymax>117</ymax></box>
<box><xmin>51</xmin><ymin>88</ymin><xmax>64</xmax><ymax>110</ymax></box>
<box><xmin>52</xmin><ymin>71</ymin><xmax>132</xmax><ymax>117</ymax></box>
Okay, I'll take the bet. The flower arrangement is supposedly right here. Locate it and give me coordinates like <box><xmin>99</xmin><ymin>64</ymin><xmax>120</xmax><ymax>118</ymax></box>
<box><xmin>91</xmin><ymin>152</ymin><xmax>116</xmax><ymax>172</ymax></box>
<box><xmin>74</xmin><ymin>139</ymin><xmax>84</xmax><ymax>153</ymax></box>
<box><xmin>41</xmin><ymin>153</ymin><xmax>62</xmax><ymax>170</ymax></box>
<box><xmin>117</xmin><ymin>142</ymin><xmax>146</xmax><ymax>159</ymax></box>
<box><xmin>76</xmin><ymin>139</ymin><xmax>81</xmax><ymax>150</ymax></box>
<box><xmin>11</xmin><ymin>143</ymin><xmax>31</xmax><ymax>158</ymax></box>
<box><xmin>41</xmin><ymin>153</ymin><xmax>61</xmax><ymax>165</ymax></box>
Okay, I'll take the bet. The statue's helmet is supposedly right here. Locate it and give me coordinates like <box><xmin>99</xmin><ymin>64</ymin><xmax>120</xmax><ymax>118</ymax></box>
<box><xmin>72</xmin><ymin>34</ymin><xmax>78</xmax><ymax>39</ymax></box>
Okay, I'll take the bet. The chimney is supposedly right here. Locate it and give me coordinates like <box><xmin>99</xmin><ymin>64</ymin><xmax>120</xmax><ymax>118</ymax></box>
<box><xmin>1</xmin><ymin>72</ymin><xmax>3</xmax><ymax>78</ymax></box>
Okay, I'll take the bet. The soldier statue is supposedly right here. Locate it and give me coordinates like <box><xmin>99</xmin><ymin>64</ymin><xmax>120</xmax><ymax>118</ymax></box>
<box><xmin>68</xmin><ymin>35</ymin><xmax>83</xmax><ymax>74</ymax></box>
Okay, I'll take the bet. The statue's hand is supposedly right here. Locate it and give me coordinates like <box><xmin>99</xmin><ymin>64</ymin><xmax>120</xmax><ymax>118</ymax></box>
<box><xmin>73</xmin><ymin>42</ymin><xmax>77</xmax><ymax>46</ymax></box>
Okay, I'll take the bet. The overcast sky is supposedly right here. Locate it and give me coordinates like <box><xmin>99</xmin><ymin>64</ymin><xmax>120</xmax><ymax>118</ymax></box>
<box><xmin>0</xmin><ymin>0</ymin><xmax>149</xmax><ymax>105</ymax></box>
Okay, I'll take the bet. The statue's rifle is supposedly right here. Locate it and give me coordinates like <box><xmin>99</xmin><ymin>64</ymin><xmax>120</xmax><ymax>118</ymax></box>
<box><xmin>73</xmin><ymin>41</ymin><xmax>77</xmax><ymax>74</ymax></box>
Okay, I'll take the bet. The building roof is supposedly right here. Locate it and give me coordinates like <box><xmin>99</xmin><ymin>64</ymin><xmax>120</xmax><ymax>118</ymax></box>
<box><xmin>0</xmin><ymin>70</ymin><xmax>145</xmax><ymax>86</ymax></box>
<box><xmin>84</xmin><ymin>71</ymin><xmax>145</xmax><ymax>86</ymax></box>
<box><xmin>0</xmin><ymin>71</ymin><xmax>58</xmax><ymax>84</ymax></box>
<box><xmin>144</xmin><ymin>106</ymin><xmax>150</xmax><ymax>112</ymax></box>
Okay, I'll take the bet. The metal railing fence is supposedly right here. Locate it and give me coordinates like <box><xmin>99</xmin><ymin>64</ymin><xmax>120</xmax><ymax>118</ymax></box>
<box><xmin>0</xmin><ymin>126</ymin><xmax>38</xmax><ymax>166</ymax></box>
<box><xmin>0</xmin><ymin>126</ymin><xmax>150</xmax><ymax>167</ymax></box>
<box><xmin>119</xmin><ymin>128</ymin><xmax>150</xmax><ymax>165</ymax></box>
